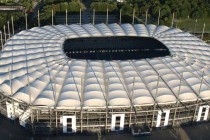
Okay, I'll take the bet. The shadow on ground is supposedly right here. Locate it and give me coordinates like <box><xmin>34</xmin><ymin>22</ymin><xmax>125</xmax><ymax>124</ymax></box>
<box><xmin>0</xmin><ymin>114</ymin><xmax>210</xmax><ymax>140</ymax></box>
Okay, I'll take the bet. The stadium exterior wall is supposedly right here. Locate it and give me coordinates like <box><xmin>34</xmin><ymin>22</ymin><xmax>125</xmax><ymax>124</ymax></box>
<box><xmin>0</xmin><ymin>93</ymin><xmax>210</xmax><ymax>134</ymax></box>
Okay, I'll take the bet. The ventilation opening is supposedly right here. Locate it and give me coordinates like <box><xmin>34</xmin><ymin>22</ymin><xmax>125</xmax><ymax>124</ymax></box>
<box><xmin>63</xmin><ymin>36</ymin><xmax>170</xmax><ymax>60</ymax></box>
<box><xmin>67</xmin><ymin>118</ymin><xmax>72</xmax><ymax>132</ymax></box>
<box><xmin>115</xmin><ymin>116</ymin><xmax>121</xmax><ymax>130</ymax></box>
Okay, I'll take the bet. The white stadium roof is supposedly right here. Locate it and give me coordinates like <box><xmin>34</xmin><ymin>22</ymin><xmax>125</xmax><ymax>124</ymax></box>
<box><xmin>0</xmin><ymin>23</ymin><xmax>210</xmax><ymax>108</ymax></box>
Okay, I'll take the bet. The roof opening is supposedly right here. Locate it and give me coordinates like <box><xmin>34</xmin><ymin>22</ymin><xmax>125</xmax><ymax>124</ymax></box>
<box><xmin>63</xmin><ymin>36</ymin><xmax>170</xmax><ymax>60</ymax></box>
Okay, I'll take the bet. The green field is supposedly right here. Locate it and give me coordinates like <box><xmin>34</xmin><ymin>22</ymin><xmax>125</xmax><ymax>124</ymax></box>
<box><xmin>176</xmin><ymin>19</ymin><xmax>210</xmax><ymax>33</ymax></box>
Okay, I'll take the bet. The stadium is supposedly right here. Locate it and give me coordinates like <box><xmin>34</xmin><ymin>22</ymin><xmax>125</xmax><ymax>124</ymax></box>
<box><xmin>0</xmin><ymin>23</ymin><xmax>210</xmax><ymax>134</ymax></box>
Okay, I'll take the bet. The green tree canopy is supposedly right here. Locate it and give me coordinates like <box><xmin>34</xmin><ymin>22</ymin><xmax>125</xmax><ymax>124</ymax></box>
<box><xmin>90</xmin><ymin>2</ymin><xmax>117</xmax><ymax>12</ymax></box>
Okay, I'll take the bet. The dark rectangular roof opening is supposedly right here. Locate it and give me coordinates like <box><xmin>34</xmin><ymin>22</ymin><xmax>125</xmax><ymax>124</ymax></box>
<box><xmin>63</xmin><ymin>36</ymin><xmax>170</xmax><ymax>60</ymax></box>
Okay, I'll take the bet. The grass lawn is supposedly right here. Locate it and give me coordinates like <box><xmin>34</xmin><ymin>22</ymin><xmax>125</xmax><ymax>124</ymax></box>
<box><xmin>175</xmin><ymin>19</ymin><xmax>210</xmax><ymax>33</ymax></box>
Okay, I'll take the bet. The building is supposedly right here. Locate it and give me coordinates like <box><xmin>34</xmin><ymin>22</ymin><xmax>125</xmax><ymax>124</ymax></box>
<box><xmin>0</xmin><ymin>23</ymin><xmax>210</xmax><ymax>134</ymax></box>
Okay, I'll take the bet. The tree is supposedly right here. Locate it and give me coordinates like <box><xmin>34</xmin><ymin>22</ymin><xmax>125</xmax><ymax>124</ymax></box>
<box><xmin>90</xmin><ymin>2</ymin><xmax>117</xmax><ymax>12</ymax></box>
<box><xmin>160</xmin><ymin>4</ymin><xmax>171</xmax><ymax>25</ymax></box>
<box><xmin>0</xmin><ymin>13</ymin><xmax>6</xmax><ymax>29</ymax></box>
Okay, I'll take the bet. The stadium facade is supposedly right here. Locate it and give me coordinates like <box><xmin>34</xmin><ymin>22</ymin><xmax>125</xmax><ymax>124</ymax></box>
<box><xmin>0</xmin><ymin>23</ymin><xmax>210</xmax><ymax>134</ymax></box>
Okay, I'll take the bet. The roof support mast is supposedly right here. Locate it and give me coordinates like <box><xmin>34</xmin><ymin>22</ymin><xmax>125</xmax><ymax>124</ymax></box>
<box><xmin>115</xmin><ymin>62</ymin><xmax>137</xmax><ymax>113</ymax></box>
<box><xmin>80</xmin><ymin>75</ymin><xmax>84</xmax><ymax>132</ymax></box>
<box><xmin>173</xmin><ymin>51</ymin><xmax>210</xmax><ymax>89</ymax></box>
<box><xmin>132</xmin><ymin>8</ymin><xmax>135</xmax><ymax>24</ymax></box>
<box><xmin>106</xmin><ymin>8</ymin><xmax>109</xmax><ymax>24</ymax></box>
<box><xmin>93</xmin><ymin>9</ymin><xmax>95</xmax><ymax>25</ymax></box>
<box><xmin>129</xmin><ymin>61</ymin><xmax>164</xmax><ymax>112</ymax></box>
<box><xmin>119</xmin><ymin>9</ymin><xmax>122</xmax><ymax>24</ymax></box>
<box><xmin>155</xmin><ymin>58</ymin><xmax>188</xmax><ymax>108</ymax></box>
<box><xmin>38</xmin><ymin>10</ymin><xmax>40</xmax><ymax>27</ymax></box>
<box><xmin>80</xmin><ymin>8</ymin><xmax>82</xmax><ymax>25</ymax></box>
<box><xmin>172</xmin><ymin>74</ymin><xmax>183</xmax><ymax>127</ymax></box>
<box><xmin>0</xmin><ymin>31</ymin><xmax>3</xmax><ymax>50</ymax></box>
<box><xmin>131</xmin><ymin>77</ymin><xmax>135</xmax><ymax>105</ymax></box>
<box><xmin>194</xmin><ymin>19</ymin><xmax>197</xmax><ymax>36</ymax></box>
<box><xmin>4</xmin><ymin>25</ymin><xmax>6</xmax><ymax>42</ymax></box>
<box><xmin>7</xmin><ymin>21</ymin><xmax>10</xmax><ymax>39</ymax></box>
<box><xmin>158</xmin><ymin>9</ymin><xmax>161</xmax><ymax>25</ymax></box>
<box><xmin>201</xmin><ymin>23</ymin><xmax>205</xmax><ymax>40</ymax></box>
<box><xmin>25</xmin><ymin>13</ymin><xmax>27</xmax><ymax>30</ymax></box>
<box><xmin>65</xmin><ymin>9</ymin><xmax>68</xmax><ymax>25</ymax></box>
<box><xmin>171</xmin><ymin>12</ymin><xmax>174</xmax><ymax>28</ymax></box>
<box><xmin>145</xmin><ymin>9</ymin><xmax>148</xmax><ymax>25</ymax></box>
<box><xmin>52</xmin><ymin>9</ymin><xmax>54</xmax><ymax>25</ymax></box>
<box><xmin>163</xmin><ymin>57</ymin><xmax>210</xmax><ymax>106</ymax></box>
<box><xmin>102</xmin><ymin>62</ymin><xmax>109</xmax><ymax>131</ymax></box>
<box><xmin>11</xmin><ymin>16</ymin><xmax>14</xmax><ymax>35</ymax></box>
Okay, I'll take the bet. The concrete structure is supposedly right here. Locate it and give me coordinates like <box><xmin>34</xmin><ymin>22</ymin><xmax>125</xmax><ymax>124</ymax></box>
<box><xmin>0</xmin><ymin>23</ymin><xmax>210</xmax><ymax>134</ymax></box>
